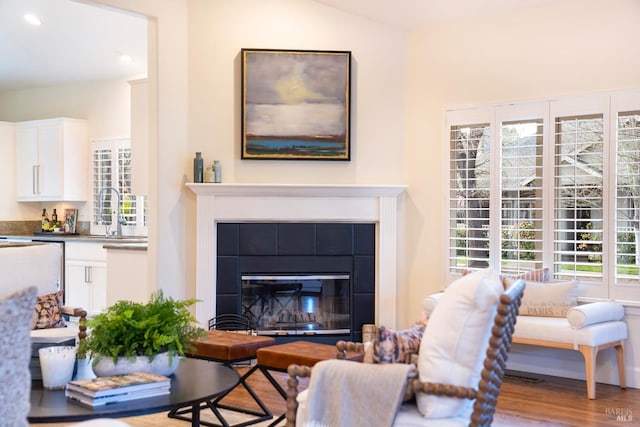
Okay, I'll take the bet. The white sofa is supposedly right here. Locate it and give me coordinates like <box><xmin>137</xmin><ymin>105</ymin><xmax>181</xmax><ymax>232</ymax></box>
<box><xmin>424</xmin><ymin>289</ymin><xmax>627</xmax><ymax>399</ymax></box>
<box><xmin>0</xmin><ymin>243</ymin><xmax>87</xmax><ymax>345</ymax></box>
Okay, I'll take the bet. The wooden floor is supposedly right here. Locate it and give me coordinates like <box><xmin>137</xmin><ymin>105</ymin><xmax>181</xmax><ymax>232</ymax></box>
<box><xmin>32</xmin><ymin>366</ymin><xmax>638</xmax><ymax>426</ymax></box>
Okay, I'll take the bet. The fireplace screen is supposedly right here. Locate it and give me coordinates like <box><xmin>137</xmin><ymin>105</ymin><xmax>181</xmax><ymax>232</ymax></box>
<box><xmin>241</xmin><ymin>274</ymin><xmax>350</xmax><ymax>336</ymax></box>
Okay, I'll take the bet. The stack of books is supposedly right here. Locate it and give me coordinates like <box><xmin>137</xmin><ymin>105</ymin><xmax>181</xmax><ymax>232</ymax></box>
<box><xmin>65</xmin><ymin>371</ymin><xmax>171</xmax><ymax>406</ymax></box>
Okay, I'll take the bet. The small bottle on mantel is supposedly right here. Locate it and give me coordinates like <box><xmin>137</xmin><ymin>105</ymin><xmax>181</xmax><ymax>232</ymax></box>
<box><xmin>213</xmin><ymin>160</ymin><xmax>222</xmax><ymax>183</ymax></box>
<box><xmin>193</xmin><ymin>152</ymin><xmax>204</xmax><ymax>183</ymax></box>
<box><xmin>204</xmin><ymin>166</ymin><xmax>215</xmax><ymax>183</ymax></box>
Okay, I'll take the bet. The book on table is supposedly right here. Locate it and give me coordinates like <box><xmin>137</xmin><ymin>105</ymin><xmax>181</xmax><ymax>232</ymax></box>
<box><xmin>65</xmin><ymin>371</ymin><xmax>171</xmax><ymax>406</ymax></box>
<box><xmin>65</xmin><ymin>385</ymin><xmax>170</xmax><ymax>407</ymax></box>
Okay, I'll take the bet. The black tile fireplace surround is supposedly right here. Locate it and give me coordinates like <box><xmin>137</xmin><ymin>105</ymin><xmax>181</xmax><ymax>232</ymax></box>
<box><xmin>216</xmin><ymin>222</ymin><xmax>375</xmax><ymax>344</ymax></box>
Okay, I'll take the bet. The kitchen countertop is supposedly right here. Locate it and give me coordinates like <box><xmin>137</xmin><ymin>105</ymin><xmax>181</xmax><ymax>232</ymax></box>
<box><xmin>0</xmin><ymin>233</ymin><xmax>148</xmax><ymax>250</ymax></box>
<box><xmin>0</xmin><ymin>241</ymin><xmax>47</xmax><ymax>248</ymax></box>
<box><xmin>102</xmin><ymin>242</ymin><xmax>147</xmax><ymax>251</ymax></box>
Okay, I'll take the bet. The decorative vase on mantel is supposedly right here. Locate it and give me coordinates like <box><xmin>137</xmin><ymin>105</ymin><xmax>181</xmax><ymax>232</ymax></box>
<box><xmin>92</xmin><ymin>352</ymin><xmax>179</xmax><ymax>377</ymax></box>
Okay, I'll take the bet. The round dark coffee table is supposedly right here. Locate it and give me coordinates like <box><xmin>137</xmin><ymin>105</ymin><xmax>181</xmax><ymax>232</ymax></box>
<box><xmin>29</xmin><ymin>358</ymin><xmax>239</xmax><ymax>426</ymax></box>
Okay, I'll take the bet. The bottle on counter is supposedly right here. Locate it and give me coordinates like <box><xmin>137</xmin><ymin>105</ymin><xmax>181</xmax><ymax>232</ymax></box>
<box><xmin>51</xmin><ymin>209</ymin><xmax>58</xmax><ymax>224</ymax></box>
<box><xmin>41</xmin><ymin>209</ymin><xmax>49</xmax><ymax>232</ymax></box>
<box><xmin>213</xmin><ymin>160</ymin><xmax>222</xmax><ymax>183</ymax></box>
<box><xmin>193</xmin><ymin>152</ymin><xmax>204</xmax><ymax>183</ymax></box>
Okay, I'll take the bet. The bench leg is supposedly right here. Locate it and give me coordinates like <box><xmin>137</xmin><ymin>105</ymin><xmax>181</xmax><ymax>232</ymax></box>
<box><xmin>615</xmin><ymin>341</ymin><xmax>627</xmax><ymax>390</ymax></box>
<box><xmin>578</xmin><ymin>345</ymin><xmax>597</xmax><ymax>399</ymax></box>
<box><xmin>578</xmin><ymin>340</ymin><xmax>627</xmax><ymax>400</ymax></box>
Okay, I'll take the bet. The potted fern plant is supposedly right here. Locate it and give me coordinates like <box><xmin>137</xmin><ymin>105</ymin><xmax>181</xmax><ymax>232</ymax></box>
<box><xmin>78</xmin><ymin>291</ymin><xmax>206</xmax><ymax>377</ymax></box>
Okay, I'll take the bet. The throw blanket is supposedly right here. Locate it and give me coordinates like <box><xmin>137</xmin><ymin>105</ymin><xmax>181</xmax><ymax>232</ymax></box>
<box><xmin>303</xmin><ymin>359</ymin><xmax>414</xmax><ymax>427</ymax></box>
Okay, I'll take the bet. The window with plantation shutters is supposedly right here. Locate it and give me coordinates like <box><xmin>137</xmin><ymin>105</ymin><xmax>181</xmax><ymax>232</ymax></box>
<box><xmin>91</xmin><ymin>138</ymin><xmax>147</xmax><ymax>236</ymax></box>
<box><xmin>553</xmin><ymin>113</ymin><xmax>604</xmax><ymax>283</ymax></box>
<box><xmin>448</xmin><ymin>122</ymin><xmax>491</xmax><ymax>273</ymax></box>
<box><xmin>615</xmin><ymin>110</ymin><xmax>640</xmax><ymax>289</ymax></box>
<box><xmin>446</xmin><ymin>91</ymin><xmax>640</xmax><ymax>302</ymax></box>
<box><xmin>500</xmin><ymin>119</ymin><xmax>544</xmax><ymax>275</ymax></box>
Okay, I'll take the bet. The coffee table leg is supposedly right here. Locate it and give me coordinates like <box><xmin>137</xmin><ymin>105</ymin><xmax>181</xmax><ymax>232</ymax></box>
<box><xmin>168</xmin><ymin>401</ymin><xmax>229</xmax><ymax>427</ymax></box>
<box><xmin>212</xmin><ymin>364</ymin><xmax>274</xmax><ymax>426</ymax></box>
<box><xmin>191</xmin><ymin>402</ymin><xmax>200</xmax><ymax>427</ymax></box>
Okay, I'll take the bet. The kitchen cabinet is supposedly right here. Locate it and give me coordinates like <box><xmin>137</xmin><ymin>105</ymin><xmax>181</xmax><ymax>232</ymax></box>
<box><xmin>65</xmin><ymin>242</ymin><xmax>107</xmax><ymax>316</ymax></box>
<box><xmin>15</xmin><ymin>118</ymin><xmax>88</xmax><ymax>201</ymax></box>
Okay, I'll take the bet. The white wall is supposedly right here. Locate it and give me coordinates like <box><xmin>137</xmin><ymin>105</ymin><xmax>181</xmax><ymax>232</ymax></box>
<box><xmin>0</xmin><ymin>79</ymin><xmax>130</xmax><ymax>138</ymax></box>
<box><xmin>184</xmin><ymin>0</ymin><xmax>408</xmax><ymax>307</ymax></box>
<box><xmin>405</xmin><ymin>0</ymin><xmax>640</xmax><ymax>387</ymax></box>
<box><xmin>188</xmin><ymin>0</ymin><xmax>406</xmax><ymax>185</ymax></box>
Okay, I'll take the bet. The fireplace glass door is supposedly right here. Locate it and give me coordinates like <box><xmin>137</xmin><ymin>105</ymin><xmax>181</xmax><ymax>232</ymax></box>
<box><xmin>241</xmin><ymin>274</ymin><xmax>350</xmax><ymax>336</ymax></box>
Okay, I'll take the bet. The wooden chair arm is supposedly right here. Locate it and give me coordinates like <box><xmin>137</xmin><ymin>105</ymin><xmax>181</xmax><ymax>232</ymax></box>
<box><xmin>286</xmin><ymin>364</ymin><xmax>312</xmax><ymax>427</ymax></box>
<box><xmin>335</xmin><ymin>340</ymin><xmax>365</xmax><ymax>359</ymax></box>
<box><xmin>410</xmin><ymin>379</ymin><xmax>478</xmax><ymax>400</ymax></box>
<box><xmin>60</xmin><ymin>305</ymin><xmax>88</xmax><ymax>341</ymax></box>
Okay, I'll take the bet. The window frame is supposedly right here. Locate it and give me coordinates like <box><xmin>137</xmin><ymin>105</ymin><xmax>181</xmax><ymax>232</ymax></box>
<box><xmin>445</xmin><ymin>92</ymin><xmax>640</xmax><ymax>303</ymax></box>
<box><xmin>90</xmin><ymin>137</ymin><xmax>147</xmax><ymax>237</ymax></box>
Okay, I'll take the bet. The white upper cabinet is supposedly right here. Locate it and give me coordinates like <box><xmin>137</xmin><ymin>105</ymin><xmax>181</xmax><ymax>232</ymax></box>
<box><xmin>15</xmin><ymin>118</ymin><xmax>88</xmax><ymax>201</ymax></box>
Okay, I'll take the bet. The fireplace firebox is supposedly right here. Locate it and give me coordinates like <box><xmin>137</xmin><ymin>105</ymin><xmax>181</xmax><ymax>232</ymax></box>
<box><xmin>216</xmin><ymin>222</ymin><xmax>375</xmax><ymax>343</ymax></box>
<box><xmin>241</xmin><ymin>274</ymin><xmax>350</xmax><ymax>336</ymax></box>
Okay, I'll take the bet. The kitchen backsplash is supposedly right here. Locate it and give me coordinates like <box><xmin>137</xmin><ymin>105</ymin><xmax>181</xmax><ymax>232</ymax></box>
<box><xmin>0</xmin><ymin>221</ymin><xmax>90</xmax><ymax>235</ymax></box>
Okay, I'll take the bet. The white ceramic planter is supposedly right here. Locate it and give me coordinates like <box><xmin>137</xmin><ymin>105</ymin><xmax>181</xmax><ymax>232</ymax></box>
<box><xmin>74</xmin><ymin>358</ymin><xmax>96</xmax><ymax>380</ymax></box>
<box><xmin>92</xmin><ymin>352</ymin><xmax>179</xmax><ymax>377</ymax></box>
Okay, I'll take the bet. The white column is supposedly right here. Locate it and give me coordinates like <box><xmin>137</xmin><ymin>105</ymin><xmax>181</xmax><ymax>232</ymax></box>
<box><xmin>195</xmin><ymin>194</ymin><xmax>216</xmax><ymax>326</ymax></box>
<box><xmin>377</xmin><ymin>195</ymin><xmax>398</xmax><ymax>328</ymax></box>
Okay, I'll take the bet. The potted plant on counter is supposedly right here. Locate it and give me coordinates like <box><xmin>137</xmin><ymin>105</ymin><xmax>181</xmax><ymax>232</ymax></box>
<box><xmin>78</xmin><ymin>291</ymin><xmax>206</xmax><ymax>377</ymax></box>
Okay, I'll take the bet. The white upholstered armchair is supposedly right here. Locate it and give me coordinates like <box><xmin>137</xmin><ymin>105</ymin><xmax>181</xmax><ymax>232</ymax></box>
<box><xmin>286</xmin><ymin>270</ymin><xmax>525</xmax><ymax>427</ymax></box>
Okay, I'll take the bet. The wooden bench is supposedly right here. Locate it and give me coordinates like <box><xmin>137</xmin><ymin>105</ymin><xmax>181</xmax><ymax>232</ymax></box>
<box><xmin>424</xmin><ymin>293</ymin><xmax>627</xmax><ymax>399</ymax></box>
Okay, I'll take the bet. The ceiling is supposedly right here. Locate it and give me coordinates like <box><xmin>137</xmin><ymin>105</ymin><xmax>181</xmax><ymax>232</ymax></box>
<box><xmin>0</xmin><ymin>0</ymin><xmax>555</xmax><ymax>92</ymax></box>
<box><xmin>0</xmin><ymin>0</ymin><xmax>147</xmax><ymax>92</ymax></box>
<box><xmin>312</xmin><ymin>0</ymin><xmax>556</xmax><ymax>29</ymax></box>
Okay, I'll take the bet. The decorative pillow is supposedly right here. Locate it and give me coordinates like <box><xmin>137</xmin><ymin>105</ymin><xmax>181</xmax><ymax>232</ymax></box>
<box><xmin>31</xmin><ymin>290</ymin><xmax>66</xmax><ymax>329</ymax></box>
<box><xmin>567</xmin><ymin>301</ymin><xmax>624</xmax><ymax>329</ymax></box>
<box><xmin>518</xmin><ymin>267</ymin><xmax>551</xmax><ymax>282</ymax></box>
<box><xmin>372</xmin><ymin>321</ymin><xmax>426</xmax><ymax>364</ymax></box>
<box><xmin>501</xmin><ymin>267</ymin><xmax>551</xmax><ymax>288</ymax></box>
<box><xmin>465</xmin><ymin>267</ymin><xmax>551</xmax><ymax>288</ymax></box>
<box><xmin>416</xmin><ymin>268</ymin><xmax>503</xmax><ymax>419</ymax></box>
<box><xmin>515</xmin><ymin>279</ymin><xmax>578</xmax><ymax>318</ymax></box>
<box><xmin>423</xmin><ymin>292</ymin><xmax>443</xmax><ymax>317</ymax></box>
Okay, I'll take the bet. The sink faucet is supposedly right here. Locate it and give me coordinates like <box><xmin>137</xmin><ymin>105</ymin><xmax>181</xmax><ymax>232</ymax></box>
<box><xmin>98</xmin><ymin>186</ymin><xmax>123</xmax><ymax>237</ymax></box>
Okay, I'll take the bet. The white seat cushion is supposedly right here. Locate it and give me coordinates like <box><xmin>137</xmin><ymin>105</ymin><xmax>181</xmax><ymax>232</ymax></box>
<box><xmin>30</xmin><ymin>323</ymin><xmax>79</xmax><ymax>344</ymax></box>
<box><xmin>514</xmin><ymin>316</ymin><xmax>628</xmax><ymax>347</ymax></box>
<box><xmin>394</xmin><ymin>403</ymin><xmax>468</xmax><ymax>426</ymax></box>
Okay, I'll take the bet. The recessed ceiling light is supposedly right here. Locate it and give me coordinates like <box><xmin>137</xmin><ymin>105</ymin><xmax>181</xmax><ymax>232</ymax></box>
<box><xmin>24</xmin><ymin>13</ymin><xmax>42</xmax><ymax>26</ymax></box>
<box><xmin>119</xmin><ymin>54</ymin><xmax>133</xmax><ymax>64</ymax></box>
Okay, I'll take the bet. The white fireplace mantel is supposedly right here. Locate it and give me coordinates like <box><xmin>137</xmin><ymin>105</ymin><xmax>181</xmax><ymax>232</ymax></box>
<box><xmin>186</xmin><ymin>183</ymin><xmax>407</xmax><ymax>328</ymax></box>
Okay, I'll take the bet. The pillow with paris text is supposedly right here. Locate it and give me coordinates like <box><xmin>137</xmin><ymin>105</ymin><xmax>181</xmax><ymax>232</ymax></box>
<box><xmin>508</xmin><ymin>279</ymin><xmax>578</xmax><ymax>318</ymax></box>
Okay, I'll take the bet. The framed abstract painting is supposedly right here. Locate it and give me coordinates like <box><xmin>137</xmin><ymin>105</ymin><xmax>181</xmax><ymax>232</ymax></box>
<box><xmin>241</xmin><ymin>48</ymin><xmax>351</xmax><ymax>160</ymax></box>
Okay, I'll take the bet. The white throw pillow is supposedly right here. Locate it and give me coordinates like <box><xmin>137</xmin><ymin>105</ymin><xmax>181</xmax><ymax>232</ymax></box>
<box><xmin>517</xmin><ymin>279</ymin><xmax>578</xmax><ymax>318</ymax></box>
<box><xmin>416</xmin><ymin>268</ymin><xmax>503</xmax><ymax>419</ymax></box>
<box><xmin>567</xmin><ymin>301</ymin><xmax>624</xmax><ymax>329</ymax></box>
